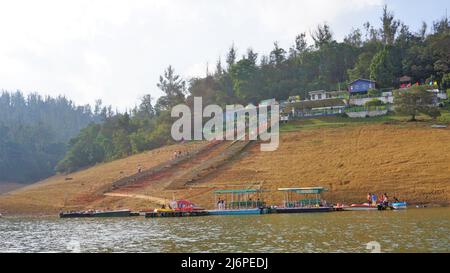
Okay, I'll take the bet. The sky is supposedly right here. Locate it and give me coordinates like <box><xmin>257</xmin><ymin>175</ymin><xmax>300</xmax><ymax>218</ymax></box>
<box><xmin>0</xmin><ymin>0</ymin><xmax>449</xmax><ymax>110</ymax></box>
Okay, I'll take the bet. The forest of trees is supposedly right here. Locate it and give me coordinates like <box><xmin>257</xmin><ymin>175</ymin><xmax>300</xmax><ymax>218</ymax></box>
<box><xmin>3</xmin><ymin>6</ymin><xmax>450</xmax><ymax>180</ymax></box>
<box><xmin>0</xmin><ymin>91</ymin><xmax>113</xmax><ymax>182</ymax></box>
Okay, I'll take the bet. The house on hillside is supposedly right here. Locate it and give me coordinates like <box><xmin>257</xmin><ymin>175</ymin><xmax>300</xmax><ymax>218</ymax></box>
<box><xmin>348</xmin><ymin>79</ymin><xmax>376</xmax><ymax>94</ymax></box>
<box><xmin>308</xmin><ymin>90</ymin><xmax>328</xmax><ymax>101</ymax></box>
<box><xmin>308</xmin><ymin>90</ymin><xmax>348</xmax><ymax>101</ymax></box>
<box><xmin>284</xmin><ymin>98</ymin><xmax>346</xmax><ymax>118</ymax></box>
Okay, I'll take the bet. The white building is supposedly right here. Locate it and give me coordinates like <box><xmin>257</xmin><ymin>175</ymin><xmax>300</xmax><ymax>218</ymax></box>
<box><xmin>308</xmin><ymin>90</ymin><xmax>328</xmax><ymax>101</ymax></box>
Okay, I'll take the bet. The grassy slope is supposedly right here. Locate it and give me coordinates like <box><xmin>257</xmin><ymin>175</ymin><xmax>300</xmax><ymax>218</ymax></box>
<box><xmin>0</xmin><ymin>182</ymin><xmax>25</xmax><ymax>194</ymax></box>
<box><xmin>188</xmin><ymin>122</ymin><xmax>450</xmax><ymax>209</ymax></box>
<box><xmin>0</xmin><ymin>142</ymin><xmax>206</xmax><ymax>215</ymax></box>
<box><xmin>1</xmin><ymin>112</ymin><xmax>449</xmax><ymax>215</ymax></box>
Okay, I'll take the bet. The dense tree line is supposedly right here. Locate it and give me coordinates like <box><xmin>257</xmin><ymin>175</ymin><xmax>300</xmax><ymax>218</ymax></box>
<box><xmin>0</xmin><ymin>91</ymin><xmax>109</xmax><ymax>182</ymax></box>
<box><xmin>9</xmin><ymin>6</ymin><xmax>450</xmax><ymax>176</ymax></box>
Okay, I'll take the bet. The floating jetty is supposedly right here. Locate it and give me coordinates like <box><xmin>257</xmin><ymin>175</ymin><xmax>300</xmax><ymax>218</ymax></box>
<box><xmin>59</xmin><ymin>209</ymin><xmax>134</xmax><ymax>218</ymax></box>
<box><xmin>145</xmin><ymin>211</ymin><xmax>209</xmax><ymax>218</ymax></box>
<box><xmin>58</xmin><ymin>186</ymin><xmax>407</xmax><ymax>218</ymax></box>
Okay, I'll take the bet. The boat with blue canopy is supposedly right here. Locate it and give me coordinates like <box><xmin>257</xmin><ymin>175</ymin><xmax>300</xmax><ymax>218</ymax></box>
<box><xmin>275</xmin><ymin>187</ymin><xmax>333</xmax><ymax>213</ymax></box>
<box><xmin>390</xmin><ymin>201</ymin><xmax>407</xmax><ymax>210</ymax></box>
<box><xmin>207</xmin><ymin>189</ymin><xmax>269</xmax><ymax>215</ymax></box>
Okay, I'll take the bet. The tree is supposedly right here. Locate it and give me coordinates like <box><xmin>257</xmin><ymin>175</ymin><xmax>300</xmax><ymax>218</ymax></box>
<box><xmin>245</xmin><ymin>48</ymin><xmax>258</xmax><ymax>65</ymax></box>
<box><xmin>229</xmin><ymin>58</ymin><xmax>259</xmax><ymax>102</ymax></box>
<box><xmin>289</xmin><ymin>33</ymin><xmax>309</xmax><ymax>58</ymax></box>
<box><xmin>226</xmin><ymin>44</ymin><xmax>237</xmax><ymax>70</ymax></box>
<box><xmin>155</xmin><ymin>66</ymin><xmax>185</xmax><ymax>113</ymax></box>
<box><xmin>344</xmin><ymin>28</ymin><xmax>363</xmax><ymax>47</ymax></box>
<box><xmin>394</xmin><ymin>86</ymin><xmax>439</xmax><ymax>121</ymax></box>
<box><xmin>348</xmin><ymin>52</ymin><xmax>376</xmax><ymax>80</ymax></box>
<box><xmin>441</xmin><ymin>73</ymin><xmax>450</xmax><ymax>90</ymax></box>
<box><xmin>269</xmin><ymin>42</ymin><xmax>286</xmax><ymax>65</ymax></box>
<box><xmin>138</xmin><ymin>94</ymin><xmax>155</xmax><ymax>118</ymax></box>
<box><xmin>370</xmin><ymin>47</ymin><xmax>395</xmax><ymax>87</ymax></box>
<box><xmin>380</xmin><ymin>5</ymin><xmax>400</xmax><ymax>45</ymax></box>
<box><xmin>312</xmin><ymin>23</ymin><xmax>333</xmax><ymax>48</ymax></box>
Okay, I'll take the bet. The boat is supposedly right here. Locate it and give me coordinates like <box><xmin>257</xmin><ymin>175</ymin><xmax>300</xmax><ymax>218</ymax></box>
<box><xmin>391</xmin><ymin>202</ymin><xmax>407</xmax><ymax>210</ymax></box>
<box><xmin>207</xmin><ymin>208</ymin><xmax>264</xmax><ymax>215</ymax></box>
<box><xmin>342</xmin><ymin>203</ymin><xmax>379</xmax><ymax>211</ymax></box>
<box><xmin>145</xmin><ymin>199</ymin><xmax>208</xmax><ymax>218</ymax></box>
<box><xmin>206</xmin><ymin>189</ymin><xmax>268</xmax><ymax>216</ymax></box>
<box><xmin>275</xmin><ymin>187</ymin><xmax>334</xmax><ymax>213</ymax></box>
<box><xmin>59</xmin><ymin>209</ymin><xmax>132</xmax><ymax>218</ymax></box>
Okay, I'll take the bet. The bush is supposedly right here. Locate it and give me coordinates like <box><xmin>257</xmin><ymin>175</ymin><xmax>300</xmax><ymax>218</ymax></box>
<box><xmin>336</xmin><ymin>112</ymin><xmax>348</xmax><ymax>118</ymax></box>
<box><xmin>365</xmin><ymin>99</ymin><xmax>384</xmax><ymax>107</ymax></box>
<box><xmin>368</xmin><ymin>88</ymin><xmax>382</xmax><ymax>97</ymax></box>
<box><xmin>428</xmin><ymin>108</ymin><xmax>442</xmax><ymax>120</ymax></box>
<box><xmin>437</xmin><ymin>115</ymin><xmax>450</xmax><ymax>123</ymax></box>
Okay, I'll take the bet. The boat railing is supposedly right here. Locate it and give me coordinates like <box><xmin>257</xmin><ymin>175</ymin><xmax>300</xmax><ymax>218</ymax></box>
<box><xmin>284</xmin><ymin>199</ymin><xmax>322</xmax><ymax>208</ymax></box>
<box><xmin>224</xmin><ymin>201</ymin><xmax>265</xmax><ymax>209</ymax></box>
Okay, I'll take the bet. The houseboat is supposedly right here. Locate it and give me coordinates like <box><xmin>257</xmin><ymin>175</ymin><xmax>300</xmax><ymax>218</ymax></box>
<box><xmin>206</xmin><ymin>189</ymin><xmax>268</xmax><ymax>215</ymax></box>
<box><xmin>275</xmin><ymin>187</ymin><xmax>333</xmax><ymax>213</ymax></box>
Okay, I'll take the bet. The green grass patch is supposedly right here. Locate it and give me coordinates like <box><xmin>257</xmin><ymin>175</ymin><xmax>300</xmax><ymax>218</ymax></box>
<box><xmin>279</xmin><ymin>112</ymin><xmax>448</xmax><ymax>132</ymax></box>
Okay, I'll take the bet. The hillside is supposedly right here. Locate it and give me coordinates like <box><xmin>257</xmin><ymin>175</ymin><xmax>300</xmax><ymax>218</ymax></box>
<box><xmin>1</xmin><ymin>121</ymin><xmax>450</xmax><ymax>215</ymax></box>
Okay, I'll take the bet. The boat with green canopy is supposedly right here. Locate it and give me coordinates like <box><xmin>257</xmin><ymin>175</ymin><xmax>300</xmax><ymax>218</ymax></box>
<box><xmin>276</xmin><ymin>187</ymin><xmax>333</xmax><ymax>213</ymax></box>
<box><xmin>207</xmin><ymin>189</ymin><xmax>268</xmax><ymax>215</ymax></box>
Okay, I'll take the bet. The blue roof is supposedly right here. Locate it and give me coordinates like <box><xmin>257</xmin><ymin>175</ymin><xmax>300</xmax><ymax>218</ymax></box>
<box><xmin>349</xmin><ymin>78</ymin><xmax>375</xmax><ymax>85</ymax></box>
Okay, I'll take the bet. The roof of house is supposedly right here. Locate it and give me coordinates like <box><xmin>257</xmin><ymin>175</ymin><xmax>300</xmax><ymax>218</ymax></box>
<box><xmin>349</xmin><ymin>78</ymin><xmax>376</xmax><ymax>85</ymax></box>
<box><xmin>399</xmin><ymin>75</ymin><xmax>412</xmax><ymax>82</ymax></box>
<box><xmin>308</xmin><ymin>90</ymin><xmax>327</xmax><ymax>95</ymax></box>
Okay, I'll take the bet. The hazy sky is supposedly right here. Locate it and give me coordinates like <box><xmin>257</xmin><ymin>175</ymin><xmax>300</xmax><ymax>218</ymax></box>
<box><xmin>0</xmin><ymin>0</ymin><xmax>449</xmax><ymax>110</ymax></box>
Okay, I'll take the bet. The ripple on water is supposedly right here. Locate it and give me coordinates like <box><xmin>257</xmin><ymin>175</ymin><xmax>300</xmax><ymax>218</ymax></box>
<box><xmin>0</xmin><ymin>208</ymin><xmax>449</xmax><ymax>252</ymax></box>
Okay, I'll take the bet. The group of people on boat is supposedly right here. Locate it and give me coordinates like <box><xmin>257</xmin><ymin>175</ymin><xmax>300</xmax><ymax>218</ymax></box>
<box><xmin>367</xmin><ymin>192</ymin><xmax>400</xmax><ymax>207</ymax></box>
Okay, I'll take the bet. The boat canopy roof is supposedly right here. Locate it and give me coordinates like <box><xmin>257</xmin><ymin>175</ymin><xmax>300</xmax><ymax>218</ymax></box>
<box><xmin>277</xmin><ymin>187</ymin><xmax>327</xmax><ymax>194</ymax></box>
<box><xmin>213</xmin><ymin>189</ymin><xmax>261</xmax><ymax>194</ymax></box>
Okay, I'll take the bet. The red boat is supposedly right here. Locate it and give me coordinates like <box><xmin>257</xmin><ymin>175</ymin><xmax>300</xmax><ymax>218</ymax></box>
<box><xmin>342</xmin><ymin>203</ymin><xmax>378</xmax><ymax>211</ymax></box>
<box><xmin>169</xmin><ymin>199</ymin><xmax>205</xmax><ymax>212</ymax></box>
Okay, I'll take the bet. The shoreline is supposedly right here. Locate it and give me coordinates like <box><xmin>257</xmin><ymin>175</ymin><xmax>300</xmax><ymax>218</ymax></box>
<box><xmin>1</xmin><ymin>201</ymin><xmax>449</xmax><ymax>218</ymax></box>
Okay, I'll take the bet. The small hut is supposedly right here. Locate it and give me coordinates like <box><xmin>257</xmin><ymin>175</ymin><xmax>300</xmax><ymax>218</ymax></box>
<box><xmin>399</xmin><ymin>76</ymin><xmax>412</xmax><ymax>88</ymax></box>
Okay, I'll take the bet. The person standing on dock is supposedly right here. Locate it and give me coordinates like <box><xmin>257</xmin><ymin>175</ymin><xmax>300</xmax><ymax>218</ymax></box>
<box><xmin>371</xmin><ymin>193</ymin><xmax>377</xmax><ymax>206</ymax></box>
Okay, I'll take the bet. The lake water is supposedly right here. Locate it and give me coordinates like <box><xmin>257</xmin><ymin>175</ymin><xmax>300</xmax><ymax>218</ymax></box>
<box><xmin>0</xmin><ymin>208</ymin><xmax>449</xmax><ymax>253</ymax></box>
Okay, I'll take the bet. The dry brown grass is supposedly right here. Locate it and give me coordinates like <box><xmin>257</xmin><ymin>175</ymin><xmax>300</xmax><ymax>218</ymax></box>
<box><xmin>0</xmin><ymin>182</ymin><xmax>25</xmax><ymax>194</ymax></box>
<box><xmin>186</xmin><ymin>123</ymin><xmax>450</xmax><ymax>208</ymax></box>
<box><xmin>0</xmin><ymin>142</ymin><xmax>205</xmax><ymax>215</ymax></box>
<box><xmin>1</xmin><ymin>123</ymin><xmax>449</xmax><ymax>215</ymax></box>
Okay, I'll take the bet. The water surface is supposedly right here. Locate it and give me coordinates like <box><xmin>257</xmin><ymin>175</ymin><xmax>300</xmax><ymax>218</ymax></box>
<box><xmin>0</xmin><ymin>208</ymin><xmax>449</xmax><ymax>253</ymax></box>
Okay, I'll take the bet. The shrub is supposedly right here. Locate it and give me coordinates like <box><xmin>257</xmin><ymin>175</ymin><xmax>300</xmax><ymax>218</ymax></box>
<box><xmin>365</xmin><ymin>98</ymin><xmax>384</xmax><ymax>107</ymax></box>
<box><xmin>368</xmin><ymin>88</ymin><xmax>382</xmax><ymax>97</ymax></box>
